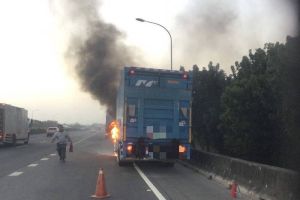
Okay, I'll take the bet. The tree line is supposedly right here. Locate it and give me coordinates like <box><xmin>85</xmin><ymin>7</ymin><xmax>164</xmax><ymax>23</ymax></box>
<box><xmin>191</xmin><ymin>36</ymin><xmax>300</xmax><ymax>170</ymax></box>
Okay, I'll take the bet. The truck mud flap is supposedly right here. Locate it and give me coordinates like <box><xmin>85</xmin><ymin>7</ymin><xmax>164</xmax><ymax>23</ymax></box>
<box><xmin>169</xmin><ymin>139</ymin><xmax>179</xmax><ymax>159</ymax></box>
<box><xmin>135</xmin><ymin>137</ymin><xmax>146</xmax><ymax>159</ymax></box>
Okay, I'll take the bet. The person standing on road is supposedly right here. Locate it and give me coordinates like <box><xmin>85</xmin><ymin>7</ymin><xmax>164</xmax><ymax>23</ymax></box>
<box><xmin>51</xmin><ymin>124</ymin><xmax>72</xmax><ymax>162</ymax></box>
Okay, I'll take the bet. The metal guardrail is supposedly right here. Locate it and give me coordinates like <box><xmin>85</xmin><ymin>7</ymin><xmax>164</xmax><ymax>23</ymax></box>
<box><xmin>189</xmin><ymin>149</ymin><xmax>299</xmax><ymax>200</ymax></box>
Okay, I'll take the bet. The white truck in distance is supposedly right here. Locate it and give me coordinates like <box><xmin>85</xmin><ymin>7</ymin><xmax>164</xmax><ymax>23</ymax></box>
<box><xmin>0</xmin><ymin>103</ymin><xmax>30</xmax><ymax>145</ymax></box>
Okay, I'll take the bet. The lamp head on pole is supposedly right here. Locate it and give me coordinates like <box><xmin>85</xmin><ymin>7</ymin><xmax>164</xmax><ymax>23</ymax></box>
<box><xmin>136</xmin><ymin>18</ymin><xmax>145</xmax><ymax>22</ymax></box>
<box><xmin>135</xmin><ymin>17</ymin><xmax>172</xmax><ymax>70</ymax></box>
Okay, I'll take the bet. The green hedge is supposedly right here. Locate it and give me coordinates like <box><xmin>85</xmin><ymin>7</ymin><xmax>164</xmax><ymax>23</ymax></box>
<box><xmin>29</xmin><ymin>128</ymin><xmax>46</xmax><ymax>135</ymax></box>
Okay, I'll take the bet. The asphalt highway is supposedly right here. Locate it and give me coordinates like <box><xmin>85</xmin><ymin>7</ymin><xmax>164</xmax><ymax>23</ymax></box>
<box><xmin>0</xmin><ymin>129</ymin><xmax>250</xmax><ymax>200</ymax></box>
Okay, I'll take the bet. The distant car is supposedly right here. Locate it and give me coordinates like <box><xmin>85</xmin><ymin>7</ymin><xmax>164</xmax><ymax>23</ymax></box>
<box><xmin>46</xmin><ymin>127</ymin><xmax>58</xmax><ymax>137</ymax></box>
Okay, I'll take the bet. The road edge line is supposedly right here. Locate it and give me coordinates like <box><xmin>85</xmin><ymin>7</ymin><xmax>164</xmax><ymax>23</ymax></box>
<box><xmin>177</xmin><ymin>160</ymin><xmax>259</xmax><ymax>200</ymax></box>
<box><xmin>133</xmin><ymin>163</ymin><xmax>167</xmax><ymax>200</ymax></box>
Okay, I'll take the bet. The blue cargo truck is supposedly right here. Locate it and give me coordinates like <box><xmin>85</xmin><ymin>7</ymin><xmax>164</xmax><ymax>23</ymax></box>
<box><xmin>115</xmin><ymin>67</ymin><xmax>192</xmax><ymax>166</ymax></box>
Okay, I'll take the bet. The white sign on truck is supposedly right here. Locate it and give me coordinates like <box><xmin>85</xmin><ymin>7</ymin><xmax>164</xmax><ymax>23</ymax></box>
<box><xmin>0</xmin><ymin>103</ymin><xmax>29</xmax><ymax>145</ymax></box>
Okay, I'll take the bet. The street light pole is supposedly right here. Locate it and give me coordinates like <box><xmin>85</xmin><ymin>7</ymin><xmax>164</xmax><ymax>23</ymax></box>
<box><xmin>136</xmin><ymin>18</ymin><xmax>173</xmax><ymax>70</ymax></box>
<box><xmin>31</xmin><ymin>109</ymin><xmax>39</xmax><ymax>128</ymax></box>
<box><xmin>32</xmin><ymin>109</ymin><xmax>39</xmax><ymax>120</ymax></box>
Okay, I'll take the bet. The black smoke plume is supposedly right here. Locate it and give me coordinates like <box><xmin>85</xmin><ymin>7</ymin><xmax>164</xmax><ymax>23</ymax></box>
<box><xmin>52</xmin><ymin>0</ymin><xmax>138</xmax><ymax>115</ymax></box>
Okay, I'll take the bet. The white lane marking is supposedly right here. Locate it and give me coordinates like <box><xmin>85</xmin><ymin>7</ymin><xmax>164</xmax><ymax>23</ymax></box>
<box><xmin>9</xmin><ymin>172</ymin><xmax>23</xmax><ymax>176</ymax></box>
<box><xmin>28</xmin><ymin>164</ymin><xmax>39</xmax><ymax>167</ymax></box>
<box><xmin>97</xmin><ymin>152</ymin><xmax>115</xmax><ymax>157</ymax></box>
<box><xmin>16</xmin><ymin>145</ymin><xmax>28</xmax><ymax>149</ymax></box>
<box><xmin>74</xmin><ymin>134</ymin><xmax>96</xmax><ymax>145</ymax></box>
<box><xmin>45</xmin><ymin>135</ymin><xmax>95</xmax><ymax>158</ymax></box>
<box><xmin>133</xmin><ymin>163</ymin><xmax>167</xmax><ymax>200</ymax></box>
<box><xmin>5</xmin><ymin>134</ymin><xmax>95</xmax><ymax>177</ymax></box>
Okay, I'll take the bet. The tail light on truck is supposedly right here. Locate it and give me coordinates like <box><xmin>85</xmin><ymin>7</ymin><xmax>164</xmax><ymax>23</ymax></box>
<box><xmin>182</xmin><ymin>73</ymin><xmax>189</xmax><ymax>79</ymax></box>
<box><xmin>126</xmin><ymin>144</ymin><xmax>134</xmax><ymax>154</ymax></box>
<box><xmin>178</xmin><ymin>144</ymin><xmax>190</xmax><ymax>160</ymax></box>
<box><xmin>179</xmin><ymin>145</ymin><xmax>186</xmax><ymax>153</ymax></box>
<box><xmin>128</xmin><ymin>69</ymin><xmax>135</xmax><ymax>75</ymax></box>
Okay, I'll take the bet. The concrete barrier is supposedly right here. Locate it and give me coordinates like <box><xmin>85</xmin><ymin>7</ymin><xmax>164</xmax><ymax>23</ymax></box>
<box><xmin>189</xmin><ymin>149</ymin><xmax>299</xmax><ymax>200</ymax></box>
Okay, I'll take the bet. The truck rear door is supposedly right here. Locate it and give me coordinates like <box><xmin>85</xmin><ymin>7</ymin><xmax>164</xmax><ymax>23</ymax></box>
<box><xmin>144</xmin><ymin>99</ymin><xmax>174</xmax><ymax>140</ymax></box>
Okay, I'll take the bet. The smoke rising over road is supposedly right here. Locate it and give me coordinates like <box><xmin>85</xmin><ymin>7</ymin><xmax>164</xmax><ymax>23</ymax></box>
<box><xmin>52</xmin><ymin>0</ymin><xmax>137</xmax><ymax>113</ymax></box>
<box><xmin>51</xmin><ymin>0</ymin><xmax>298</xmax><ymax>113</ymax></box>
<box><xmin>175</xmin><ymin>0</ymin><xmax>298</xmax><ymax>71</ymax></box>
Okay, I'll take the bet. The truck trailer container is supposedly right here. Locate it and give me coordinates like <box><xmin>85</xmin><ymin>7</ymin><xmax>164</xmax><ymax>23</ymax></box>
<box><xmin>0</xmin><ymin>103</ymin><xmax>29</xmax><ymax>145</ymax></box>
<box><xmin>115</xmin><ymin>67</ymin><xmax>192</xmax><ymax>166</ymax></box>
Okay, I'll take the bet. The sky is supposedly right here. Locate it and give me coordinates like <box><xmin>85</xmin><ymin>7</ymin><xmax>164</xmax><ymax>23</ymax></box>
<box><xmin>0</xmin><ymin>0</ymin><xmax>298</xmax><ymax>124</ymax></box>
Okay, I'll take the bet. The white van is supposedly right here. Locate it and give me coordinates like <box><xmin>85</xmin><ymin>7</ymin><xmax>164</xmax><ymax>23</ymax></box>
<box><xmin>46</xmin><ymin>127</ymin><xmax>59</xmax><ymax>137</ymax></box>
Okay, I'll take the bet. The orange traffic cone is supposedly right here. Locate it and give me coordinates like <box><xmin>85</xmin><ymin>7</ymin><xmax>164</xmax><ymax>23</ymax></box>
<box><xmin>230</xmin><ymin>181</ymin><xmax>237</xmax><ymax>199</ymax></box>
<box><xmin>91</xmin><ymin>168</ymin><xmax>110</xmax><ymax>199</ymax></box>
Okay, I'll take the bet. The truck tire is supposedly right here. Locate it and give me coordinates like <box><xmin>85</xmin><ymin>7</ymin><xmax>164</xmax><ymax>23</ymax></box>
<box><xmin>117</xmin><ymin>152</ymin><xmax>123</xmax><ymax>166</ymax></box>
<box><xmin>11</xmin><ymin>135</ymin><xmax>17</xmax><ymax>146</ymax></box>
<box><xmin>118</xmin><ymin>160</ymin><xmax>126</xmax><ymax>166</ymax></box>
<box><xmin>24</xmin><ymin>133</ymin><xmax>30</xmax><ymax>144</ymax></box>
<box><xmin>117</xmin><ymin>149</ymin><xmax>126</xmax><ymax>166</ymax></box>
<box><xmin>164</xmin><ymin>161</ymin><xmax>175</xmax><ymax>167</ymax></box>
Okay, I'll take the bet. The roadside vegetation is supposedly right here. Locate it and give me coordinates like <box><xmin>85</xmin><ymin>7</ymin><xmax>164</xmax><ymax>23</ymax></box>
<box><xmin>191</xmin><ymin>36</ymin><xmax>300</xmax><ymax>171</ymax></box>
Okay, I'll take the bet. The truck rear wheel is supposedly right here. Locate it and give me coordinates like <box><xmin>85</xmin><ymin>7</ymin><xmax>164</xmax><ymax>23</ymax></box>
<box><xmin>24</xmin><ymin>133</ymin><xmax>30</xmax><ymax>144</ymax></box>
<box><xmin>117</xmin><ymin>151</ymin><xmax>123</xmax><ymax>166</ymax></box>
<box><xmin>117</xmin><ymin>149</ymin><xmax>127</xmax><ymax>167</ymax></box>
<box><xmin>118</xmin><ymin>160</ymin><xmax>126</xmax><ymax>166</ymax></box>
<box><xmin>11</xmin><ymin>135</ymin><xmax>17</xmax><ymax>146</ymax></box>
<box><xmin>163</xmin><ymin>162</ymin><xmax>175</xmax><ymax>167</ymax></box>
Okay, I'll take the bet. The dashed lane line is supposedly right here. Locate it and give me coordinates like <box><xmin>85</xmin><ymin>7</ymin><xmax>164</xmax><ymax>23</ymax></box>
<box><xmin>8</xmin><ymin>172</ymin><xmax>23</xmax><ymax>177</ymax></box>
<box><xmin>48</xmin><ymin>134</ymin><xmax>96</xmax><ymax>156</ymax></box>
<box><xmin>133</xmin><ymin>163</ymin><xmax>167</xmax><ymax>200</ymax></box>
<box><xmin>6</xmin><ymin>134</ymin><xmax>95</xmax><ymax>178</ymax></box>
<box><xmin>16</xmin><ymin>145</ymin><xmax>28</xmax><ymax>149</ymax></box>
<box><xmin>27</xmin><ymin>164</ymin><xmax>39</xmax><ymax>167</ymax></box>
